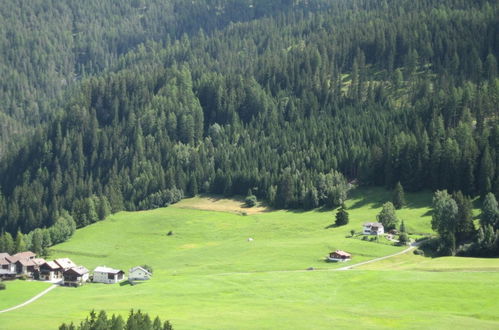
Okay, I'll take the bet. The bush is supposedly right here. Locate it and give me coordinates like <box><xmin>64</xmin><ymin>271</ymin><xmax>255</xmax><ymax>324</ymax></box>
<box><xmin>362</xmin><ymin>236</ymin><xmax>369</xmax><ymax>241</ymax></box>
<box><xmin>0</xmin><ymin>282</ymin><xmax>5</xmax><ymax>290</ymax></box>
<box><xmin>413</xmin><ymin>249</ymin><xmax>424</xmax><ymax>256</ymax></box>
<box><xmin>245</xmin><ymin>195</ymin><xmax>257</xmax><ymax>207</ymax></box>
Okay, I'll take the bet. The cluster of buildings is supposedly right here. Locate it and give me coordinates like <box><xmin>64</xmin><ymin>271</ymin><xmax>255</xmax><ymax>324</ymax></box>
<box><xmin>326</xmin><ymin>223</ymin><xmax>387</xmax><ymax>262</ymax></box>
<box><xmin>0</xmin><ymin>251</ymin><xmax>151</xmax><ymax>287</ymax></box>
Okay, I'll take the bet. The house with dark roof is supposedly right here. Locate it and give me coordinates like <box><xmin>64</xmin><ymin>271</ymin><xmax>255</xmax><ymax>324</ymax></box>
<box><xmin>39</xmin><ymin>261</ymin><xmax>63</xmax><ymax>281</ymax></box>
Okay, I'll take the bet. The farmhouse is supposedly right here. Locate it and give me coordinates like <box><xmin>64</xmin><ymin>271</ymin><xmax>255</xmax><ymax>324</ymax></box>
<box><xmin>327</xmin><ymin>250</ymin><xmax>352</xmax><ymax>262</ymax></box>
<box><xmin>14</xmin><ymin>258</ymin><xmax>37</xmax><ymax>276</ymax></box>
<box><xmin>0</xmin><ymin>253</ymin><xmax>16</xmax><ymax>273</ymax></box>
<box><xmin>12</xmin><ymin>251</ymin><xmax>36</xmax><ymax>260</ymax></box>
<box><xmin>363</xmin><ymin>222</ymin><xmax>384</xmax><ymax>235</ymax></box>
<box><xmin>128</xmin><ymin>266</ymin><xmax>152</xmax><ymax>280</ymax></box>
<box><xmin>54</xmin><ymin>258</ymin><xmax>77</xmax><ymax>270</ymax></box>
<box><xmin>93</xmin><ymin>266</ymin><xmax>125</xmax><ymax>284</ymax></box>
<box><xmin>39</xmin><ymin>261</ymin><xmax>63</xmax><ymax>281</ymax></box>
<box><xmin>63</xmin><ymin>266</ymin><xmax>89</xmax><ymax>287</ymax></box>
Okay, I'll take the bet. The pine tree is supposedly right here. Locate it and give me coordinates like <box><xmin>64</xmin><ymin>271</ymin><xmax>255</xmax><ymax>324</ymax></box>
<box><xmin>481</xmin><ymin>193</ymin><xmax>499</xmax><ymax>229</ymax></box>
<box><xmin>335</xmin><ymin>204</ymin><xmax>349</xmax><ymax>226</ymax></box>
<box><xmin>392</xmin><ymin>181</ymin><xmax>406</xmax><ymax>209</ymax></box>
<box><xmin>14</xmin><ymin>231</ymin><xmax>27</xmax><ymax>253</ymax></box>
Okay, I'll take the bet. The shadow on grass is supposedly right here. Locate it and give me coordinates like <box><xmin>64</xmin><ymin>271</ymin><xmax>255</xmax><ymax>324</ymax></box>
<box><xmin>348</xmin><ymin>187</ymin><xmax>433</xmax><ymax>210</ymax></box>
<box><xmin>120</xmin><ymin>280</ymin><xmax>145</xmax><ymax>287</ymax></box>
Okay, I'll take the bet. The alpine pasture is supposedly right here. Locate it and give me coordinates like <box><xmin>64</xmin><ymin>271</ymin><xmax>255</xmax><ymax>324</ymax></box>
<box><xmin>1</xmin><ymin>188</ymin><xmax>499</xmax><ymax>329</ymax></box>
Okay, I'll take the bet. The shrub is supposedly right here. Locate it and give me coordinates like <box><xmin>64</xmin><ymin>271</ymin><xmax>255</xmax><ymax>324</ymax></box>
<box><xmin>0</xmin><ymin>281</ymin><xmax>5</xmax><ymax>290</ymax></box>
<box><xmin>413</xmin><ymin>249</ymin><xmax>424</xmax><ymax>256</ymax></box>
<box><xmin>245</xmin><ymin>195</ymin><xmax>257</xmax><ymax>207</ymax></box>
<box><xmin>362</xmin><ymin>236</ymin><xmax>369</xmax><ymax>241</ymax></box>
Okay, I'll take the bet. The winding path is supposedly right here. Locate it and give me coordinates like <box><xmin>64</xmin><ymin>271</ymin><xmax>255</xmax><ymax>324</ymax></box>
<box><xmin>0</xmin><ymin>284</ymin><xmax>58</xmax><ymax>314</ymax></box>
<box><xmin>0</xmin><ymin>242</ymin><xmax>421</xmax><ymax>314</ymax></box>
<box><xmin>337</xmin><ymin>242</ymin><xmax>418</xmax><ymax>270</ymax></box>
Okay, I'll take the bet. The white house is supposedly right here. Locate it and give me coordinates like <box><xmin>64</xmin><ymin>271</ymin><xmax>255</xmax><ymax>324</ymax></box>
<box><xmin>363</xmin><ymin>222</ymin><xmax>384</xmax><ymax>235</ymax></box>
<box><xmin>128</xmin><ymin>266</ymin><xmax>152</xmax><ymax>281</ymax></box>
<box><xmin>63</xmin><ymin>266</ymin><xmax>89</xmax><ymax>287</ymax></box>
<box><xmin>93</xmin><ymin>266</ymin><xmax>125</xmax><ymax>284</ymax></box>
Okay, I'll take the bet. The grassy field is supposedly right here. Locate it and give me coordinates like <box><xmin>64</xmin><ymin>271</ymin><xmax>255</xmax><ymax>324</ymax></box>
<box><xmin>1</xmin><ymin>187</ymin><xmax>498</xmax><ymax>329</ymax></box>
<box><xmin>0</xmin><ymin>280</ymin><xmax>51</xmax><ymax>310</ymax></box>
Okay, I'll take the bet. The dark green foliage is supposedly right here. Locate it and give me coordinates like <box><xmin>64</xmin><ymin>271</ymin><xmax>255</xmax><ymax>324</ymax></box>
<box><xmin>432</xmin><ymin>190</ymin><xmax>458</xmax><ymax>256</ymax></box>
<box><xmin>245</xmin><ymin>195</ymin><xmax>257</xmax><ymax>208</ymax></box>
<box><xmin>0</xmin><ymin>0</ymin><xmax>498</xmax><ymax>238</ymax></box>
<box><xmin>399</xmin><ymin>220</ymin><xmax>406</xmax><ymax>234</ymax></box>
<box><xmin>481</xmin><ymin>193</ymin><xmax>499</xmax><ymax>229</ymax></box>
<box><xmin>398</xmin><ymin>233</ymin><xmax>409</xmax><ymax>245</ymax></box>
<box><xmin>335</xmin><ymin>204</ymin><xmax>349</xmax><ymax>226</ymax></box>
<box><xmin>141</xmin><ymin>265</ymin><xmax>153</xmax><ymax>274</ymax></box>
<box><xmin>377</xmin><ymin>202</ymin><xmax>399</xmax><ymax>231</ymax></box>
<box><xmin>452</xmin><ymin>191</ymin><xmax>476</xmax><ymax>243</ymax></box>
<box><xmin>0</xmin><ymin>280</ymin><xmax>5</xmax><ymax>290</ymax></box>
<box><xmin>59</xmin><ymin>309</ymin><xmax>172</xmax><ymax>330</ymax></box>
<box><xmin>392</xmin><ymin>182</ymin><xmax>406</xmax><ymax>210</ymax></box>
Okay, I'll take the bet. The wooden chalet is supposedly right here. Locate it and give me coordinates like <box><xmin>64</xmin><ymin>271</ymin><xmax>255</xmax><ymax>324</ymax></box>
<box><xmin>327</xmin><ymin>250</ymin><xmax>352</xmax><ymax>262</ymax></box>
<box><xmin>39</xmin><ymin>261</ymin><xmax>63</xmax><ymax>281</ymax></box>
<box><xmin>63</xmin><ymin>266</ymin><xmax>89</xmax><ymax>287</ymax></box>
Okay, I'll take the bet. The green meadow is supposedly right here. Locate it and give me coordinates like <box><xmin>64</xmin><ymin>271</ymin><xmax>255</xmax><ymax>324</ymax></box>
<box><xmin>1</xmin><ymin>188</ymin><xmax>499</xmax><ymax>329</ymax></box>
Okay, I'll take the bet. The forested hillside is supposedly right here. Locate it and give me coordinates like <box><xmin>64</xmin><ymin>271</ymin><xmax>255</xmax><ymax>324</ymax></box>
<box><xmin>0</xmin><ymin>0</ymin><xmax>316</xmax><ymax>155</ymax></box>
<box><xmin>0</xmin><ymin>0</ymin><xmax>498</xmax><ymax>236</ymax></box>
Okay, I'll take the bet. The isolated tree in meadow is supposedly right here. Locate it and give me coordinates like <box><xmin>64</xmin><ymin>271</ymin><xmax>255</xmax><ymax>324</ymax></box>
<box><xmin>377</xmin><ymin>202</ymin><xmax>399</xmax><ymax>230</ymax></box>
<box><xmin>481</xmin><ymin>193</ymin><xmax>499</xmax><ymax>229</ymax></box>
<box><xmin>350</xmin><ymin>229</ymin><xmax>355</xmax><ymax>237</ymax></box>
<box><xmin>335</xmin><ymin>204</ymin><xmax>349</xmax><ymax>226</ymax></box>
<box><xmin>392</xmin><ymin>182</ymin><xmax>406</xmax><ymax>209</ymax></box>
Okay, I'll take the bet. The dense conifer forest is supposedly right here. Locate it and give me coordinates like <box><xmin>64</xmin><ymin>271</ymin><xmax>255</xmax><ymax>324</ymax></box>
<box><xmin>0</xmin><ymin>0</ymin><xmax>497</xmax><ymax>252</ymax></box>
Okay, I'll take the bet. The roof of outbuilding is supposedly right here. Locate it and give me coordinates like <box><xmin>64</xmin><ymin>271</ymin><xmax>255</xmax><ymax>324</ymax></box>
<box><xmin>129</xmin><ymin>266</ymin><xmax>152</xmax><ymax>275</ymax></box>
<box><xmin>331</xmin><ymin>250</ymin><xmax>351</xmax><ymax>257</ymax></box>
<box><xmin>65</xmin><ymin>266</ymin><xmax>89</xmax><ymax>276</ymax></box>
<box><xmin>54</xmin><ymin>258</ymin><xmax>76</xmax><ymax>269</ymax></box>
<box><xmin>94</xmin><ymin>266</ymin><xmax>123</xmax><ymax>274</ymax></box>
<box><xmin>12</xmin><ymin>251</ymin><xmax>36</xmax><ymax>259</ymax></box>
<box><xmin>363</xmin><ymin>222</ymin><xmax>384</xmax><ymax>227</ymax></box>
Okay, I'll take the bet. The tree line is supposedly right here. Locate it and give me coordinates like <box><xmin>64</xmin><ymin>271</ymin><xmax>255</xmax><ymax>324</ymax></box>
<box><xmin>0</xmin><ymin>0</ymin><xmax>497</xmax><ymax>240</ymax></box>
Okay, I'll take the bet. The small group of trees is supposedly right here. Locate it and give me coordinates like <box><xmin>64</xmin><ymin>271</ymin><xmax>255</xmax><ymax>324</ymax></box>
<box><xmin>59</xmin><ymin>310</ymin><xmax>173</xmax><ymax>330</ymax></box>
<box><xmin>0</xmin><ymin>212</ymin><xmax>76</xmax><ymax>256</ymax></box>
<box><xmin>432</xmin><ymin>190</ymin><xmax>499</xmax><ymax>256</ymax></box>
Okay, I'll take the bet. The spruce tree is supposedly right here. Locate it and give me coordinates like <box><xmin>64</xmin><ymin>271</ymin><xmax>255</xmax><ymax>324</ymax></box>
<box><xmin>335</xmin><ymin>204</ymin><xmax>349</xmax><ymax>226</ymax></box>
<box><xmin>393</xmin><ymin>181</ymin><xmax>406</xmax><ymax>209</ymax></box>
<box><xmin>481</xmin><ymin>193</ymin><xmax>499</xmax><ymax>229</ymax></box>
